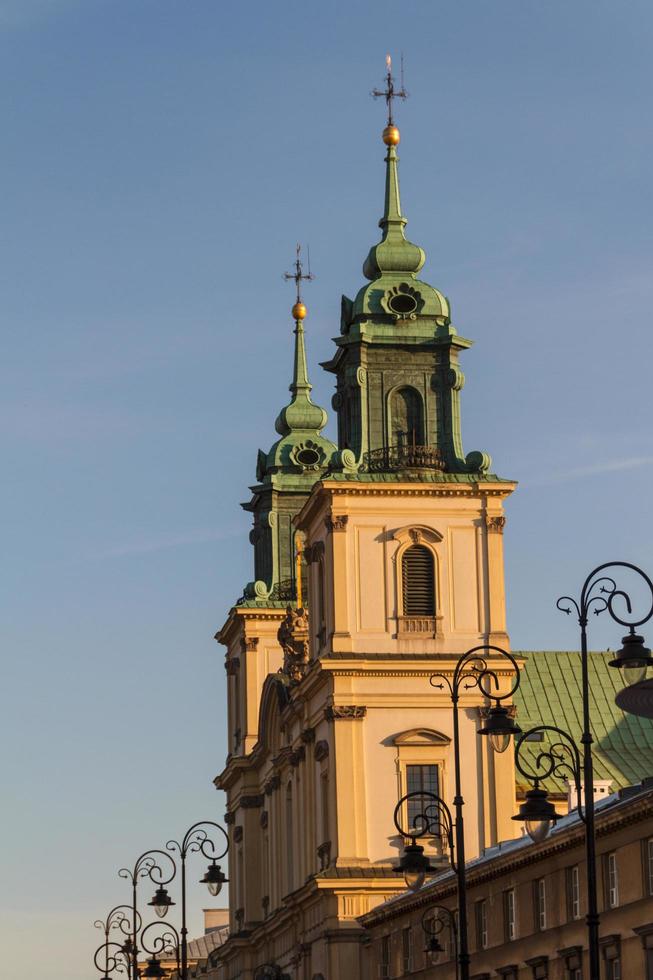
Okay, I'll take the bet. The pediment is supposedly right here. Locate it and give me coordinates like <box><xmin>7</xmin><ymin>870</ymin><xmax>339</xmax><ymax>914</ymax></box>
<box><xmin>392</xmin><ymin>524</ymin><xmax>443</xmax><ymax>546</ymax></box>
<box><xmin>393</xmin><ymin>727</ymin><xmax>450</xmax><ymax>747</ymax></box>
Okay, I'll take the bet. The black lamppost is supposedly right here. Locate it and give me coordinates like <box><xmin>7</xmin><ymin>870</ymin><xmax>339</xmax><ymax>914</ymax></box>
<box><xmin>545</xmin><ymin>561</ymin><xmax>653</xmax><ymax>979</ymax></box>
<box><xmin>139</xmin><ymin>921</ymin><xmax>181</xmax><ymax>979</ymax></box>
<box><xmin>166</xmin><ymin>821</ymin><xmax>229</xmax><ymax>980</ymax></box>
<box><xmin>392</xmin><ymin>790</ymin><xmax>468</xmax><ymax>977</ymax></box>
<box><xmin>421</xmin><ymin>905</ymin><xmax>459</xmax><ymax>980</ymax></box>
<box><xmin>94</xmin><ymin>906</ymin><xmax>141</xmax><ymax>980</ymax></box>
<box><xmin>118</xmin><ymin>850</ymin><xmax>177</xmax><ymax>980</ymax></box>
<box><xmin>428</xmin><ymin>645</ymin><xmax>523</xmax><ymax>980</ymax></box>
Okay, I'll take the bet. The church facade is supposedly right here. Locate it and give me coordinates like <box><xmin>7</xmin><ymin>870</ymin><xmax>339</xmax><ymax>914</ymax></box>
<box><xmin>211</xmin><ymin>99</ymin><xmax>523</xmax><ymax>980</ymax></box>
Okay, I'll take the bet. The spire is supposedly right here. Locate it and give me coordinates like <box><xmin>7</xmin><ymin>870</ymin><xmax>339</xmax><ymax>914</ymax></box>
<box><xmin>275</xmin><ymin>246</ymin><xmax>327</xmax><ymax>436</ymax></box>
<box><xmin>364</xmin><ymin>56</ymin><xmax>425</xmax><ymax>281</ymax></box>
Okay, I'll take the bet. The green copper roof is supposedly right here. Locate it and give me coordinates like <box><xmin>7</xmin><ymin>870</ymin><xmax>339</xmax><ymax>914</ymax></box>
<box><xmin>514</xmin><ymin>651</ymin><xmax>653</xmax><ymax>794</ymax></box>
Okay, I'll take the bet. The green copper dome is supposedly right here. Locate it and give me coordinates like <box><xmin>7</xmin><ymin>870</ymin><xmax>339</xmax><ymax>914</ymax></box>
<box><xmin>353</xmin><ymin>140</ymin><xmax>450</xmax><ymax>323</ymax></box>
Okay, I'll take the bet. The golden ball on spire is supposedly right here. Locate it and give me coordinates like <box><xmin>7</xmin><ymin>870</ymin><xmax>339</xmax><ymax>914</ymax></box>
<box><xmin>292</xmin><ymin>301</ymin><xmax>307</xmax><ymax>321</ymax></box>
<box><xmin>382</xmin><ymin>125</ymin><xmax>400</xmax><ymax>146</ymax></box>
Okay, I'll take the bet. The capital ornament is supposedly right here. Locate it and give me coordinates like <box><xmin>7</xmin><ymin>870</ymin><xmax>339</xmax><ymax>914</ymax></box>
<box><xmin>486</xmin><ymin>515</ymin><xmax>506</xmax><ymax>534</ymax></box>
<box><xmin>325</xmin><ymin>514</ymin><xmax>349</xmax><ymax>532</ymax></box>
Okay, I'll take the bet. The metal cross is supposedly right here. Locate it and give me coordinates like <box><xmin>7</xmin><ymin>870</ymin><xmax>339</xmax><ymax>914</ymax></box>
<box><xmin>372</xmin><ymin>53</ymin><xmax>408</xmax><ymax>127</ymax></box>
<box><xmin>283</xmin><ymin>243</ymin><xmax>314</xmax><ymax>303</ymax></box>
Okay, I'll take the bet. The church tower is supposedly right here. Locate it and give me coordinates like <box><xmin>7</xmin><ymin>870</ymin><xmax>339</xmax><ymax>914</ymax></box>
<box><xmin>214</xmin><ymin>64</ymin><xmax>518</xmax><ymax>980</ymax></box>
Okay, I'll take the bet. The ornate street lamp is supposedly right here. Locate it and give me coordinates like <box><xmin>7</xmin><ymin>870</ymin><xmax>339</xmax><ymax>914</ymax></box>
<box><xmin>200</xmin><ymin>858</ymin><xmax>229</xmax><ymax>897</ymax></box>
<box><xmin>118</xmin><ymin>850</ymin><xmax>177</xmax><ymax>980</ymax></box>
<box><xmin>554</xmin><ymin>561</ymin><xmax>653</xmax><ymax>979</ymax></box>
<box><xmin>421</xmin><ymin>905</ymin><xmax>458</xmax><ymax>980</ymax></box>
<box><xmin>391</xmin><ymin>790</ymin><xmax>468</xmax><ymax>975</ymax></box>
<box><xmin>93</xmin><ymin>939</ymin><xmax>130</xmax><ymax>980</ymax></box>
<box><xmin>139</xmin><ymin>921</ymin><xmax>180</xmax><ymax>979</ymax></box>
<box><xmin>392</xmin><ymin>790</ymin><xmax>453</xmax><ymax>892</ymax></box>
<box><xmin>511</xmin><ymin>725</ymin><xmax>577</xmax><ymax>843</ymax></box>
<box><xmin>429</xmin><ymin>645</ymin><xmax>522</xmax><ymax>980</ymax></box>
<box><xmin>94</xmin><ymin>905</ymin><xmax>141</xmax><ymax>980</ymax></box>
<box><xmin>166</xmin><ymin>820</ymin><xmax>229</xmax><ymax>980</ymax></box>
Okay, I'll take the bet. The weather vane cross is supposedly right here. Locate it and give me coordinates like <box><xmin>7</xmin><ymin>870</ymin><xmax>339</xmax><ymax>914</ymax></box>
<box><xmin>372</xmin><ymin>53</ymin><xmax>408</xmax><ymax>127</ymax></box>
<box><xmin>283</xmin><ymin>243</ymin><xmax>314</xmax><ymax>304</ymax></box>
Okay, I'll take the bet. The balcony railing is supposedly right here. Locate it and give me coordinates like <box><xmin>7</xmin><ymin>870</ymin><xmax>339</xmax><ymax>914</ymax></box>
<box><xmin>361</xmin><ymin>444</ymin><xmax>445</xmax><ymax>473</ymax></box>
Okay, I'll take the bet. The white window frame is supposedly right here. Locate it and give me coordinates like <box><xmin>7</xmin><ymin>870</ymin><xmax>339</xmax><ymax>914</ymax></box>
<box><xmin>608</xmin><ymin>852</ymin><xmax>619</xmax><ymax>908</ymax></box>
<box><xmin>571</xmin><ymin>865</ymin><xmax>581</xmax><ymax>920</ymax></box>
<box><xmin>505</xmin><ymin>888</ymin><xmax>516</xmax><ymax>941</ymax></box>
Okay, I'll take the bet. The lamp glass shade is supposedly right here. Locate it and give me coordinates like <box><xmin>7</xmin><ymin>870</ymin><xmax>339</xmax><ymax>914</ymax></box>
<box><xmin>148</xmin><ymin>886</ymin><xmax>174</xmax><ymax>918</ymax></box>
<box><xmin>489</xmin><ymin>731</ymin><xmax>511</xmax><ymax>754</ymax></box>
<box><xmin>622</xmin><ymin>662</ymin><xmax>647</xmax><ymax>686</ymax></box>
<box><xmin>426</xmin><ymin>938</ymin><xmax>443</xmax><ymax>965</ymax></box>
<box><xmin>404</xmin><ymin>868</ymin><xmax>426</xmax><ymax>891</ymax></box>
<box><xmin>201</xmin><ymin>861</ymin><xmax>227</xmax><ymax>896</ymax></box>
<box><xmin>525</xmin><ymin>818</ymin><xmax>552</xmax><ymax>843</ymax></box>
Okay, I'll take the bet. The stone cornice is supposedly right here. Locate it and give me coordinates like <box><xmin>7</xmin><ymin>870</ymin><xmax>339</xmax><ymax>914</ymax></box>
<box><xmin>295</xmin><ymin>479</ymin><xmax>517</xmax><ymax>531</ymax></box>
<box><xmin>215</xmin><ymin>605</ymin><xmax>288</xmax><ymax>647</ymax></box>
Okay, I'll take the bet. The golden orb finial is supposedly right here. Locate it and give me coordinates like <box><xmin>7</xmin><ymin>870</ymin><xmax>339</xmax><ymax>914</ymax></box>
<box><xmin>292</xmin><ymin>301</ymin><xmax>307</xmax><ymax>321</ymax></box>
<box><xmin>382</xmin><ymin>124</ymin><xmax>400</xmax><ymax>146</ymax></box>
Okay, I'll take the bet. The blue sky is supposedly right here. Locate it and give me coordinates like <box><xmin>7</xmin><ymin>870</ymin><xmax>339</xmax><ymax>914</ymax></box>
<box><xmin>2</xmin><ymin>1</ymin><xmax>653</xmax><ymax>977</ymax></box>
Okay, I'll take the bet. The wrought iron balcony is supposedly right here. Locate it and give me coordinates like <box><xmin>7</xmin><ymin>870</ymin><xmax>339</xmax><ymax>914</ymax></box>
<box><xmin>361</xmin><ymin>444</ymin><xmax>445</xmax><ymax>473</ymax></box>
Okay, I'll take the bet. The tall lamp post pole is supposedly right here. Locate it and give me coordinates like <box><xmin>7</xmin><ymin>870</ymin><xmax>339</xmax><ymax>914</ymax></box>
<box><xmin>118</xmin><ymin>850</ymin><xmax>177</xmax><ymax>980</ymax></box>
<box><xmin>429</xmin><ymin>645</ymin><xmax>523</xmax><ymax>980</ymax></box>
<box><xmin>166</xmin><ymin>821</ymin><xmax>230</xmax><ymax>980</ymax></box>
<box><xmin>554</xmin><ymin>561</ymin><xmax>653</xmax><ymax>979</ymax></box>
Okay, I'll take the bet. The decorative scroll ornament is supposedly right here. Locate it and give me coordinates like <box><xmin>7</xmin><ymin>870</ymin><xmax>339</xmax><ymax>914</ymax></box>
<box><xmin>277</xmin><ymin>604</ymin><xmax>310</xmax><ymax>684</ymax></box>
<box><xmin>325</xmin><ymin>705</ymin><xmax>367</xmax><ymax>721</ymax></box>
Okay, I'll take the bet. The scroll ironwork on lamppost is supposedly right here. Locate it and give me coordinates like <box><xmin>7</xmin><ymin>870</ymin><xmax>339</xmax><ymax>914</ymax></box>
<box><xmin>93</xmin><ymin>939</ymin><xmax>130</xmax><ymax>980</ymax></box>
<box><xmin>421</xmin><ymin>905</ymin><xmax>459</xmax><ymax>980</ymax></box>
<box><xmin>512</xmin><ymin>725</ymin><xmax>581</xmax><ymax>842</ymax></box>
<box><xmin>166</xmin><ymin>820</ymin><xmax>229</xmax><ymax>980</ymax></box>
<box><xmin>118</xmin><ymin>849</ymin><xmax>177</xmax><ymax>980</ymax></box>
<box><xmin>392</xmin><ymin>790</ymin><xmax>469</xmax><ymax>976</ymax></box>
<box><xmin>555</xmin><ymin>561</ymin><xmax>653</xmax><ymax>980</ymax></box>
<box><xmin>139</xmin><ymin>920</ymin><xmax>181</xmax><ymax>979</ymax></box>
<box><xmin>94</xmin><ymin>906</ymin><xmax>141</xmax><ymax>980</ymax></box>
<box><xmin>429</xmin><ymin>645</ymin><xmax>522</xmax><ymax>980</ymax></box>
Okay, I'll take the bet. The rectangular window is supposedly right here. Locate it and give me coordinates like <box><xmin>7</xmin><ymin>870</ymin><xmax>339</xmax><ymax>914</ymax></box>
<box><xmin>647</xmin><ymin>838</ymin><xmax>653</xmax><ymax>897</ymax></box>
<box><xmin>381</xmin><ymin>935</ymin><xmax>390</xmax><ymax>980</ymax></box>
<box><xmin>607</xmin><ymin>956</ymin><xmax>621</xmax><ymax>980</ymax></box>
<box><xmin>606</xmin><ymin>852</ymin><xmax>619</xmax><ymax>908</ymax></box>
<box><xmin>535</xmin><ymin>878</ymin><xmax>546</xmax><ymax>931</ymax></box>
<box><xmin>567</xmin><ymin>865</ymin><xmax>581</xmax><ymax>920</ymax></box>
<box><xmin>475</xmin><ymin>900</ymin><xmax>488</xmax><ymax>949</ymax></box>
<box><xmin>406</xmin><ymin>765</ymin><xmax>439</xmax><ymax>834</ymax></box>
<box><xmin>503</xmin><ymin>888</ymin><xmax>516</xmax><ymax>942</ymax></box>
<box><xmin>402</xmin><ymin>926</ymin><xmax>412</xmax><ymax>974</ymax></box>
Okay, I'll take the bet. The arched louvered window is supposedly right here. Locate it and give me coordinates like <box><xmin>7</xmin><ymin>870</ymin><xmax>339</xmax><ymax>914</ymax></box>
<box><xmin>402</xmin><ymin>545</ymin><xmax>435</xmax><ymax>616</ymax></box>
